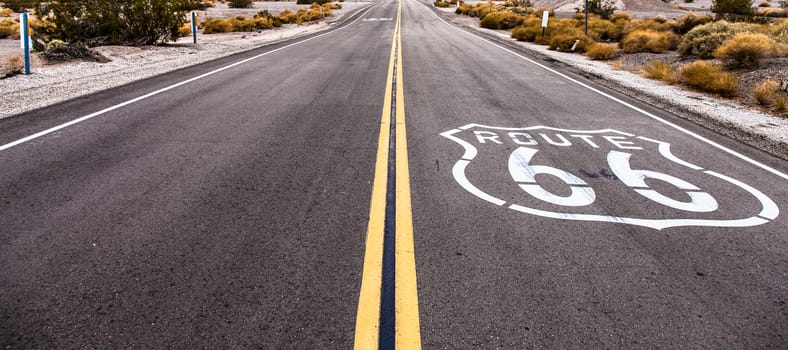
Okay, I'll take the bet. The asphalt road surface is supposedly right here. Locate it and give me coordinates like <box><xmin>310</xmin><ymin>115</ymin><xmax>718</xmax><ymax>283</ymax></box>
<box><xmin>1</xmin><ymin>0</ymin><xmax>787</xmax><ymax>349</ymax></box>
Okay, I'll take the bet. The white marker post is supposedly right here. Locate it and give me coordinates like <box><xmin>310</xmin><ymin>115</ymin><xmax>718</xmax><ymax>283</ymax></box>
<box><xmin>540</xmin><ymin>10</ymin><xmax>549</xmax><ymax>39</ymax></box>
<box><xmin>20</xmin><ymin>12</ymin><xmax>30</xmax><ymax>75</ymax></box>
<box><xmin>191</xmin><ymin>12</ymin><xmax>197</xmax><ymax>45</ymax></box>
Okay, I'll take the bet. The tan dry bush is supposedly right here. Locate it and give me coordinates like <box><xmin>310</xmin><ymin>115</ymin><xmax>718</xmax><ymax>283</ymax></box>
<box><xmin>279</xmin><ymin>9</ymin><xmax>297</xmax><ymax>24</ymax></box>
<box><xmin>753</xmin><ymin>79</ymin><xmax>780</xmax><ymax>105</ymax></box>
<box><xmin>610</xmin><ymin>12</ymin><xmax>631</xmax><ymax>23</ymax></box>
<box><xmin>679</xmin><ymin>21</ymin><xmax>763</xmax><ymax>58</ymax></box>
<box><xmin>758</xmin><ymin>1</ymin><xmax>771</xmax><ymax>6</ymax></box>
<box><xmin>643</xmin><ymin>60</ymin><xmax>678</xmax><ymax>83</ymax></box>
<box><xmin>586</xmin><ymin>42</ymin><xmax>619</xmax><ymax>59</ymax></box>
<box><xmin>714</xmin><ymin>32</ymin><xmax>778</xmax><ymax>66</ymax></box>
<box><xmin>549</xmin><ymin>31</ymin><xmax>593</xmax><ymax>52</ymax></box>
<box><xmin>679</xmin><ymin>61</ymin><xmax>738</xmax><ymax>97</ymax></box>
<box><xmin>620</xmin><ymin>29</ymin><xmax>678</xmax><ymax>53</ymax></box>
<box><xmin>511</xmin><ymin>18</ymin><xmax>543</xmax><ymax>42</ymax></box>
<box><xmin>0</xmin><ymin>8</ymin><xmax>14</xmax><ymax>17</ymax></box>
<box><xmin>675</xmin><ymin>13</ymin><xmax>713</xmax><ymax>34</ymax></box>
<box><xmin>0</xmin><ymin>18</ymin><xmax>19</xmax><ymax>39</ymax></box>
<box><xmin>757</xmin><ymin>7</ymin><xmax>788</xmax><ymax>16</ymax></box>
<box><xmin>480</xmin><ymin>11</ymin><xmax>526</xmax><ymax>29</ymax></box>
<box><xmin>587</xmin><ymin>18</ymin><xmax>624</xmax><ymax>41</ymax></box>
<box><xmin>775</xmin><ymin>95</ymin><xmax>787</xmax><ymax>112</ymax></box>
<box><xmin>178</xmin><ymin>24</ymin><xmax>192</xmax><ymax>37</ymax></box>
<box><xmin>1</xmin><ymin>54</ymin><xmax>23</xmax><ymax>79</ymax></box>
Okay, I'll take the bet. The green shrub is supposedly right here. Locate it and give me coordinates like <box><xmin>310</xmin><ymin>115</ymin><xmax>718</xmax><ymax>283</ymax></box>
<box><xmin>36</xmin><ymin>0</ymin><xmax>191</xmax><ymax>45</ymax></box>
<box><xmin>678</xmin><ymin>20</ymin><xmax>761</xmax><ymax>57</ymax></box>
<box><xmin>712</xmin><ymin>0</ymin><xmax>755</xmax><ymax>21</ymax></box>
<box><xmin>576</xmin><ymin>0</ymin><xmax>616</xmax><ymax>19</ymax></box>
<box><xmin>620</xmin><ymin>29</ymin><xmax>678</xmax><ymax>53</ymax></box>
<box><xmin>714</xmin><ymin>32</ymin><xmax>778</xmax><ymax>65</ymax></box>
<box><xmin>679</xmin><ymin>61</ymin><xmax>739</xmax><ymax>96</ymax></box>
<box><xmin>228</xmin><ymin>0</ymin><xmax>252</xmax><ymax>7</ymax></box>
<box><xmin>643</xmin><ymin>60</ymin><xmax>678</xmax><ymax>83</ymax></box>
<box><xmin>675</xmin><ymin>13</ymin><xmax>713</xmax><ymax>34</ymax></box>
<box><xmin>585</xmin><ymin>42</ymin><xmax>619</xmax><ymax>59</ymax></box>
<box><xmin>1</xmin><ymin>0</ymin><xmax>34</xmax><ymax>12</ymax></box>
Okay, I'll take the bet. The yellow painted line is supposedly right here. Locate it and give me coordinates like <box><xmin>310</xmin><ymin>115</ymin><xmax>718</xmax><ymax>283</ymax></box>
<box><xmin>353</xmin><ymin>4</ymin><xmax>399</xmax><ymax>349</ymax></box>
<box><xmin>394</xmin><ymin>0</ymin><xmax>422</xmax><ymax>348</ymax></box>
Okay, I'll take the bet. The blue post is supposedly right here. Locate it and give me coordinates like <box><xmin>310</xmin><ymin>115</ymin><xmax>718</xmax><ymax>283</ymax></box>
<box><xmin>191</xmin><ymin>12</ymin><xmax>197</xmax><ymax>45</ymax></box>
<box><xmin>21</xmin><ymin>12</ymin><xmax>30</xmax><ymax>75</ymax></box>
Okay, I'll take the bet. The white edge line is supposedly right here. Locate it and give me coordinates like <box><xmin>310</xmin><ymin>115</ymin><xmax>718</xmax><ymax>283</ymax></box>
<box><xmin>0</xmin><ymin>3</ymin><xmax>381</xmax><ymax>153</ymax></box>
<box><xmin>419</xmin><ymin>1</ymin><xmax>788</xmax><ymax>181</ymax></box>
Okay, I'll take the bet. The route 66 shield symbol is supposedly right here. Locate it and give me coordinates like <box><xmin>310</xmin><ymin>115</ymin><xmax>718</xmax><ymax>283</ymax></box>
<box><xmin>440</xmin><ymin>124</ymin><xmax>779</xmax><ymax>230</ymax></box>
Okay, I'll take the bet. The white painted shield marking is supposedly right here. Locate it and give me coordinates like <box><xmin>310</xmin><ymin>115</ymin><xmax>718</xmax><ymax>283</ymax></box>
<box><xmin>440</xmin><ymin>124</ymin><xmax>780</xmax><ymax>230</ymax></box>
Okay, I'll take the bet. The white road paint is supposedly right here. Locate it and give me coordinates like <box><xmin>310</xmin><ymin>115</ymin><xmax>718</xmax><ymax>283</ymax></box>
<box><xmin>509</xmin><ymin>147</ymin><xmax>596</xmax><ymax>207</ymax></box>
<box><xmin>441</xmin><ymin>125</ymin><xmax>780</xmax><ymax>230</ymax></box>
<box><xmin>363</xmin><ymin>17</ymin><xmax>393</xmax><ymax>21</ymax></box>
<box><xmin>417</xmin><ymin>0</ymin><xmax>788</xmax><ymax>181</ymax></box>
<box><xmin>0</xmin><ymin>3</ymin><xmax>382</xmax><ymax>153</ymax></box>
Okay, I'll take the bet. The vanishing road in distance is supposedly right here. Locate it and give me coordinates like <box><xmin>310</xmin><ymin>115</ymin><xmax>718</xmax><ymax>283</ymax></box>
<box><xmin>1</xmin><ymin>0</ymin><xmax>786</xmax><ymax>348</ymax></box>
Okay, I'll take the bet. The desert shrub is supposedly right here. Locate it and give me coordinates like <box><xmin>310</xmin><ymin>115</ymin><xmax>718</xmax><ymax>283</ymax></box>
<box><xmin>296</xmin><ymin>0</ymin><xmax>330</xmax><ymax>4</ymax></box>
<box><xmin>758</xmin><ymin>1</ymin><xmax>771</xmax><ymax>6</ymax></box>
<box><xmin>329</xmin><ymin>3</ymin><xmax>342</xmax><ymax>9</ymax></box>
<box><xmin>712</xmin><ymin>0</ymin><xmax>755</xmax><ymax>20</ymax></box>
<box><xmin>675</xmin><ymin>13</ymin><xmax>713</xmax><ymax>34</ymax></box>
<box><xmin>753</xmin><ymin>79</ymin><xmax>780</xmax><ymax>104</ymax></box>
<box><xmin>757</xmin><ymin>7</ymin><xmax>788</xmax><ymax>16</ymax></box>
<box><xmin>643</xmin><ymin>60</ymin><xmax>678</xmax><ymax>82</ymax></box>
<box><xmin>202</xmin><ymin>18</ymin><xmax>233</xmax><ymax>33</ymax></box>
<box><xmin>0</xmin><ymin>54</ymin><xmax>23</xmax><ymax>78</ymax></box>
<box><xmin>1</xmin><ymin>0</ymin><xmax>34</xmax><ymax>12</ymax></box>
<box><xmin>587</xmin><ymin>18</ymin><xmax>624</xmax><ymax>41</ymax></box>
<box><xmin>37</xmin><ymin>0</ymin><xmax>191</xmax><ymax>46</ymax></box>
<box><xmin>624</xmin><ymin>18</ymin><xmax>676</xmax><ymax>34</ymax></box>
<box><xmin>714</xmin><ymin>32</ymin><xmax>778</xmax><ymax>65</ymax></box>
<box><xmin>228</xmin><ymin>0</ymin><xmax>252</xmax><ymax>7</ymax></box>
<box><xmin>678</xmin><ymin>20</ymin><xmax>761</xmax><ymax>57</ymax></box>
<box><xmin>435</xmin><ymin>0</ymin><xmax>451</xmax><ymax>7</ymax></box>
<box><xmin>457</xmin><ymin>2</ymin><xmax>501</xmax><ymax>18</ymax></box>
<box><xmin>576</xmin><ymin>0</ymin><xmax>617</xmax><ymax>19</ymax></box>
<box><xmin>511</xmin><ymin>18</ymin><xmax>543</xmax><ymax>41</ymax></box>
<box><xmin>775</xmin><ymin>95</ymin><xmax>787</xmax><ymax>111</ymax></box>
<box><xmin>0</xmin><ymin>8</ymin><xmax>13</xmax><ymax>17</ymax></box>
<box><xmin>586</xmin><ymin>42</ymin><xmax>619</xmax><ymax>59</ymax></box>
<box><xmin>549</xmin><ymin>29</ymin><xmax>592</xmax><ymax>52</ymax></box>
<box><xmin>620</xmin><ymin>29</ymin><xmax>678</xmax><ymax>53</ymax></box>
<box><xmin>610</xmin><ymin>12</ymin><xmax>631</xmax><ymax>23</ymax></box>
<box><xmin>480</xmin><ymin>11</ymin><xmax>525</xmax><ymax>29</ymax></box>
<box><xmin>0</xmin><ymin>18</ymin><xmax>18</xmax><ymax>39</ymax></box>
<box><xmin>178</xmin><ymin>23</ymin><xmax>192</xmax><ymax>36</ymax></box>
<box><xmin>278</xmin><ymin>9</ymin><xmax>297</xmax><ymax>23</ymax></box>
<box><xmin>679</xmin><ymin>60</ymin><xmax>739</xmax><ymax>96</ymax></box>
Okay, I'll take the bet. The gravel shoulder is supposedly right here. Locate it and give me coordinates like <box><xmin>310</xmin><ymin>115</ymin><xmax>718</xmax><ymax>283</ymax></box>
<box><xmin>0</xmin><ymin>2</ymin><xmax>373</xmax><ymax>119</ymax></box>
<box><xmin>434</xmin><ymin>6</ymin><xmax>788</xmax><ymax>160</ymax></box>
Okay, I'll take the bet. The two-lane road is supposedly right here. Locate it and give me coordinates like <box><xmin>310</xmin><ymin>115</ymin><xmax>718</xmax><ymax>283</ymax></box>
<box><xmin>1</xmin><ymin>0</ymin><xmax>786</xmax><ymax>348</ymax></box>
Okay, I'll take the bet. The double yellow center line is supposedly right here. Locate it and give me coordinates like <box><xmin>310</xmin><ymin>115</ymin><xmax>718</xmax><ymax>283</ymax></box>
<box><xmin>354</xmin><ymin>0</ymin><xmax>421</xmax><ymax>348</ymax></box>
